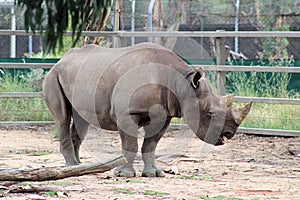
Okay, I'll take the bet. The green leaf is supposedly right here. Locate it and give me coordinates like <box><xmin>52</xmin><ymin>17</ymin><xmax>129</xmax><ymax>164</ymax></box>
<box><xmin>17</xmin><ymin>0</ymin><xmax>114</xmax><ymax>54</ymax></box>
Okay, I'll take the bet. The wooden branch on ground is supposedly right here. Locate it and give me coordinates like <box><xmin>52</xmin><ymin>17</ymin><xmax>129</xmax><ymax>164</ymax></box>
<box><xmin>0</xmin><ymin>155</ymin><xmax>126</xmax><ymax>182</ymax></box>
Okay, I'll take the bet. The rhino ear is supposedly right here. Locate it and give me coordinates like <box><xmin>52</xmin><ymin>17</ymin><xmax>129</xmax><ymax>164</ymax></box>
<box><xmin>191</xmin><ymin>71</ymin><xmax>202</xmax><ymax>89</ymax></box>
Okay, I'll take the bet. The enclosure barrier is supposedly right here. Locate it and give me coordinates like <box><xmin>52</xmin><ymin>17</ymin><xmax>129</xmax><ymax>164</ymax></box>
<box><xmin>0</xmin><ymin>30</ymin><xmax>299</xmax><ymax>137</ymax></box>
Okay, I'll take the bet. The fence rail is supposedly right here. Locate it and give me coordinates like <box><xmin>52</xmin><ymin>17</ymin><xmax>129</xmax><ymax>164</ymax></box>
<box><xmin>1</xmin><ymin>92</ymin><xmax>300</xmax><ymax>105</ymax></box>
<box><xmin>2</xmin><ymin>63</ymin><xmax>300</xmax><ymax>72</ymax></box>
<box><xmin>0</xmin><ymin>92</ymin><xmax>43</xmax><ymax>98</ymax></box>
<box><xmin>199</xmin><ymin>65</ymin><xmax>300</xmax><ymax>73</ymax></box>
<box><xmin>1</xmin><ymin>30</ymin><xmax>300</xmax><ymax>38</ymax></box>
<box><xmin>0</xmin><ymin>63</ymin><xmax>53</xmax><ymax>69</ymax></box>
<box><xmin>0</xmin><ymin>30</ymin><xmax>299</xmax><ymax>137</ymax></box>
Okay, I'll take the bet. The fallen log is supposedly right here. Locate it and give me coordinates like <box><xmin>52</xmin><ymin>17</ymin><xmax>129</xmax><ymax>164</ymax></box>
<box><xmin>0</xmin><ymin>155</ymin><xmax>126</xmax><ymax>182</ymax></box>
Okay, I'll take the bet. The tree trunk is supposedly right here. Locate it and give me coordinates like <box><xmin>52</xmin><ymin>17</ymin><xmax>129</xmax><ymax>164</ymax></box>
<box><xmin>254</xmin><ymin>0</ymin><xmax>263</xmax><ymax>30</ymax></box>
<box><xmin>82</xmin><ymin>0</ymin><xmax>114</xmax><ymax>46</ymax></box>
<box><xmin>0</xmin><ymin>155</ymin><xmax>126</xmax><ymax>182</ymax></box>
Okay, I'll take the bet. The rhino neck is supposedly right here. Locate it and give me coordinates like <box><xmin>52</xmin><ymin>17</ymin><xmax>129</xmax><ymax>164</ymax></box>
<box><xmin>170</xmin><ymin>71</ymin><xmax>197</xmax><ymax>119</ymax></box>
<box><xmin>165</xmin><ymin>87</ymin><xmax>182</xmax><ymax>118</ymax></box>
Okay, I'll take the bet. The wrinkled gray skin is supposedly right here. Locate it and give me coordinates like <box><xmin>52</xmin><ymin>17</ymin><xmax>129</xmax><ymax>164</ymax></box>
<box><xmin>43</xmin><ymin>43</ymin><xmax>251</xmax><ymax>177</ymax></box>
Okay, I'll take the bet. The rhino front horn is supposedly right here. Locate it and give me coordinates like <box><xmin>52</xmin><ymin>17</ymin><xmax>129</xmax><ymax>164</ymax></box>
<box><xmin>232</xmin><ymin>101</ymin><xmax>252</xmax><ymax>125</ymax></box>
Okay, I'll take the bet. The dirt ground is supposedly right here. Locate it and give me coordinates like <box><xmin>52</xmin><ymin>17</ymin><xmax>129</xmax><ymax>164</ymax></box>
<box><xmin>0</xmin><ymin>125</ymin><xmax>299</xmax><ymax>200</ymax></box>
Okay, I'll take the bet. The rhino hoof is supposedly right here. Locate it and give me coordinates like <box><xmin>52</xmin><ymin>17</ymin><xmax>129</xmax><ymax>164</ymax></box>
<box><xmin>113</xmin><ymin>166</ymin><xmax>136</xmax><ymax>178</ymax></box>
<box><xmin>65</xmin><ymin>160</ymin><xmax>79</xmax><ymax>166</ymax></box>
<box><xmin>142</xmin><ymin>170</ymin><xmax>165</xmax><ymax>177</ymax></box>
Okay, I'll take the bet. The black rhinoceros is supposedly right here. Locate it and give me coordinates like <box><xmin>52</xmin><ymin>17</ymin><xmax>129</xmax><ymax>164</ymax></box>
<box><xmin>43</xmin><ymin>42</ymin><xmax>251</xmax><ymax>177</ymax></box>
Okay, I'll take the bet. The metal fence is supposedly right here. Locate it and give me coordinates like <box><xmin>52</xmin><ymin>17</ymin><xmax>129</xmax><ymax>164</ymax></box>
<box><xmin>0</xmin><ymin>30</ymin><xmax>299</xmax><ymax>137</ymax></box>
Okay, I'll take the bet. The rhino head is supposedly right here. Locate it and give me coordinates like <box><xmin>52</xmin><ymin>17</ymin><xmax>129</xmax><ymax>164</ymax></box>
<box><xmin>182</xmin><ymin>69</ymin><xmax>252</xmax><ymax>145</ymax></box>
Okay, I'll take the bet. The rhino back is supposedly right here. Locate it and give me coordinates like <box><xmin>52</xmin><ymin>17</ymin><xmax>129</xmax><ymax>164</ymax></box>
<box><xmin>52</xmin><ymin>43</ymin><xmax>191</xmax><ymax>129</ymax></box>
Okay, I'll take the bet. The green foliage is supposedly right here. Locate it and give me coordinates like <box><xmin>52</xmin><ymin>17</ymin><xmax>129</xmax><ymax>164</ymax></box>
<box><xmin>19</xmin><ymin>69</ymin><xmax>45</xmax><ymax>92</ymax></box>
<box><xmin>227</xmin><ymin>71</ymin><xmax>291</xmax><ymax>98</ymax></box>
<box><xmin>0</xmin><ymin>70</ymin><xmax>52</xmax><ymax>121</ymax></box>
<box><xmin>0</xmin><ymin>69</ymin><xmax>28</xmax><ymax>92</ymax></box>
<box><xmin>17</xmin><ymin>0</ymin><xmax>113</xmax><ymax>54</ymax></box>
<box><xmin>226</xmin><ymin>56</ymin><xmax>295</xmax><ymax>98</ymax></box>
<box><xmin>24</xmin><ymin>35</ymin><xmax>82</xmax><ymax>58</ymax></box>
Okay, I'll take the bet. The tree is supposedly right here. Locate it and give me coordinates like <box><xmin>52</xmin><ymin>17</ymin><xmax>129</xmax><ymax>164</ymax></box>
<box><xmin>16</xmin><ymin>0</ymin><xmax>113</xmax><ymax>54</ymax></box>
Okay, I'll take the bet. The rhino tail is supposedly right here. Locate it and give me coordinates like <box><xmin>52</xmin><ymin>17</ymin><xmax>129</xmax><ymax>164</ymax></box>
<box><xmin>43</xmin><ymin>69</ymin><xmax>72</xmax><ymax>124</ymax></box>
<box><xmin>44</xmin><ymin>70</ymin><xmax>86</xmax><ymax>165</ymax></box>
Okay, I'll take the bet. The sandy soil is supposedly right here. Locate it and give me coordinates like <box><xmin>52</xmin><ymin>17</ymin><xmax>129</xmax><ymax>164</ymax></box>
<box><xmin>0</xmin><ymin>125</ymin><xmax>299</xmax><ymax>200</ymax></box>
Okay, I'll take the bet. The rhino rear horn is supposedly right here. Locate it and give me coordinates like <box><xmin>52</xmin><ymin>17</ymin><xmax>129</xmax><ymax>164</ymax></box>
<box><xmin>220</xmin><ymin>94</ymin><xmax>234</xmax><ymax>107</ymax></box>
<box><xmin>232</xmin><ymin>101</ymin><xmax>252</xmax><ymax>125</ymax></box>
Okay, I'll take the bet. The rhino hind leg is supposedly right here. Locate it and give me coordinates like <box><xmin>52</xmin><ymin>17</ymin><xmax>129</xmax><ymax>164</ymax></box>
<box><xmin>70</xmin><ymin>109</ymin><xmax>89</xmax><ymax>163</ymax></box>
<box><xmin>43</xmin><ymin>71</ymin><xmax>78</xmax><ymax>166</ymax></box>
<box><xmin>141</xmin><ymin>118</ymin><xmax>171</xmax><ymax>177</ymax></box>
<box><xmin>113</xmin><ymin>130</ymin><xmax>138</xmax><ymax>177</ymax></box>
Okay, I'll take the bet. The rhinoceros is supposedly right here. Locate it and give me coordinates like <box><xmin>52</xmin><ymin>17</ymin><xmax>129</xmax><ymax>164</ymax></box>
<box><xmin>43</xmin><ymin>42</ymin><xmax>251</xmax><ymax>177</ymax></box>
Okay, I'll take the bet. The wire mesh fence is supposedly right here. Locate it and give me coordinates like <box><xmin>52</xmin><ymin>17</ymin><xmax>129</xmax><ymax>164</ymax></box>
<box><xmin>1</xmin><ymin>1</ymin><xmax>300</xmax><ymax>58</ymax></box>
<box><xmin>116</xmin><ymin>0</ymin><xmax>300</xmax><ymax>59</ymax></box>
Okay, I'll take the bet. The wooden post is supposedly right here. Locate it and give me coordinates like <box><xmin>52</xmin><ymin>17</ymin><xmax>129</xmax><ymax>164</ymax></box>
<box><xmin>216</xmin><ymin>31</ymin><xmax>227</xmax><ymax>96</ymax></box>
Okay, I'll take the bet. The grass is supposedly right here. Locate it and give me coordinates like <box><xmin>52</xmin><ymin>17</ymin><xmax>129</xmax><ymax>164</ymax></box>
<box><xmin>0</xmin><ymin>70</ymin><xmax>53</xmax><ymax>121</ymax></box>
<box><xmin>113</xmin><ymin>188</ymin><xmax>135</xmax><ymax>195</ymax></box>
<box><xmin>100</xmin><ymin>179</ymin><xmax>144</xmax><ymax>184</ymax></box>
<box><xmin>112</xmin><ymin>188</ymin><xmax>169</xmax><ymax>196</ymax></box>
<box><xmin>241</xmin><ymin>103</ymin><xmax>300</xmax><ymax>130</ymax></box>
<box><xmin>9</xmin><ymin>149</ymin><xmax>53</xmax><ymax>156</ymax></box>
<box><xmin>227</xmin><ymin>69</ymin><xmax>299</xmax><ymax>131</ymax></box>
<box><xmin>226</xmin><ymin>71</ymin><xmax>292</xmax><ymax>98</ymax></box>
<box><xmin>0</xmin><ymin>97</ymin><xmax>53</xmax><ymax>121</ymax></box>
<box><xmin>20</xmin><ymin>180</ymin><xmax>78</xmax><ymax>188</ymax></box>
<box><xmin>44</xmin><ymin>191</ymin><xmax>58</xmax><ymax>197</ymax></box>
<box><xmin>39</xmin><ymin>180</ymin><xmax>78</xmax><ymax>186</ymax></box>
<box><xmin>52</xmin><ymin>128</ymin><xmax>59</xmax><ymax>139</ymax></box>
<box><xmin>175</xmin><ymin>174</ymin><xmax>215</xmax><ymax>181</ymax></box>
<box><xmin>142</xmin><ymin>190</ymin><xmax>169</xmax><ymax>196</ymax></box>
<box><xmin>200</xmin><ymin>196</ymin><xmax>260</xmax><ymax>200</ymax></box>
<box><xmin>204</xmin><ymin>196</ymin><xmax>243</xmax><ymax>200</ymax></box>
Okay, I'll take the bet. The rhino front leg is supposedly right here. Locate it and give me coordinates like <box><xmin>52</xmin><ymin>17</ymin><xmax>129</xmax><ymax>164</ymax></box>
<box><xmin>141</xmin><ymin>119</ymin><xmax>171</xmax><ymax>177</ymax></box>
<box><xmin>114</xmin><ymin>130</ymin><xmax>138</xmax><ymax>177</ymax></box>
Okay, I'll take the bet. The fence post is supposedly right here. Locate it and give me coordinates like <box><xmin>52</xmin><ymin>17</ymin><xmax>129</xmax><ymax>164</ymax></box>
<box><xmin>113</xmin><ymin>0</ymin><xmax>121</xmax><ymax>48</ymax></box>
<box><xmin>216</xmin><ymin>32</ymin><xmax>227</xmax><ymax>96</ymax></box>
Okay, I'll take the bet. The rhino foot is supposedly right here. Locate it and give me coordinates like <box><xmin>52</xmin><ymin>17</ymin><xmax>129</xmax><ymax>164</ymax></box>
<box><xmin>65</xmin><ymin>159</ymin><xmax>80</xmax><ymax>166</ymax></box>
<box><xmin>142</xmin><ymin>169</ymin><xmax>165</xmax><ymax>177</ymax></box>
<box><xmin>113</xmin><ymin>165</ymin><xmax>136</xmax><ymax>178</ymax></box>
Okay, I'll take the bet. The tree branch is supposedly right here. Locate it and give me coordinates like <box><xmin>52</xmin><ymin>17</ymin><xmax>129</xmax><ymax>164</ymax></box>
<box><xmin>0</xmin><ymin>155</ymin><xmax>126</xmax><ymax>182</ymax></box>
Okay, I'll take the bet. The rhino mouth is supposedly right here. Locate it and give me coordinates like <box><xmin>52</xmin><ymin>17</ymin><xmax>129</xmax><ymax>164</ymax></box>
<box><xmin>216</xmin><ymin>132</ymin><xmax>233</xmax><ymax>146</ymax></box>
